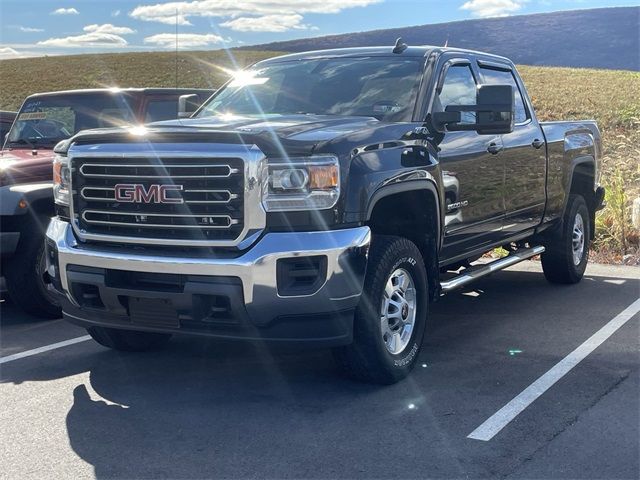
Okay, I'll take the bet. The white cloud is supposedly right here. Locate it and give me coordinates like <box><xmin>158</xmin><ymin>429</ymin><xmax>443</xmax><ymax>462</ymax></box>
<box><xmin>51</xmin><ymin>7</ymin><xmax>79</xmax><ymax>15</ymax></box>
<box><xmin>38</xmin><ymin>32</ymin><xmax>129</xmax><ymax>48</ymax></box>
<box><xmin>144</xmin><ymin>33</ymin><xmax>226</xmax><ymax>49</ymax></box>
<box><xmin>460</xmin><ymin>0</ymin><xmax>527</xmax><ymax>17</ymax></box>
<box><xmin>112</xmin><ymin>9</ymin><xmax>122</xmax><ymax>17</ymax></box>
<box><xmin>83</xmin><ymin>24</ymin><xmax>136</xmax><ymax>35</ymax></box>
<box><xmin>36</xmin><ymin>23</ymin><xmax>135</xmax><ymax>48</ymax></box>
<box><xmin>220</xmin><ymin>14</ymin><xmax>311</xmax><ymax>32</ymax></box>
<box><xmin>19</xmin><ymin>26</ymin><xmax>45</xmax><ymax>33</ymax></box>
<box><xmin>0</xmin><ymin>47</ymin><xmax>21</xmax><ymax>59</ymax></box>
<box><xmin>130</xmin><ymin>0</ymin><xmax>381</xmax><ymax>26</ymax></box>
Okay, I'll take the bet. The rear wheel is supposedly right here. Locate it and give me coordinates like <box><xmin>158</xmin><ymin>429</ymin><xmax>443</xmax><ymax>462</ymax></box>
<box><xmin>541</xmin><ymin>194</ymin><xmax>590</xmax><ymax>284</ymax></box>
<box><xmin>87</xmin><ymin>326</ymin><xmax>172</xmax><ymax>352</ymax></box>
<box><xmin>333</xmin><ymin>235</ymin><xmax>429</xmax><ymax>384</ymax></box>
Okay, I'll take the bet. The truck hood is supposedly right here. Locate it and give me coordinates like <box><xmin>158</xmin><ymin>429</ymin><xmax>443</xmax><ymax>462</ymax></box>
<box><xmin>0</xmin><ymin>148</ymin><xmax>55</xmax><ymax>186</ymax></box>
<box><xmin>159</xmin><ymin>114</ymin><xmax>381</xmax><ymax>142</ymax></box>
<box><xmin>69</xmin><ymin>114</ymin><xmax>384</xmax><ymax>156</ymax></box>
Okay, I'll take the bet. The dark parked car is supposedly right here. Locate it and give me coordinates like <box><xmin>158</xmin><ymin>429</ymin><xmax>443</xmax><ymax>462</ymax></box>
<box><xmin>45</xmin><ymin>45</ymin><xmax>604</xmax><ymax>383</ymax></box>
<box><xmin>0</xmin><ymin>88</ymin><xmax>214</xmax><ymax>318</ymax></box>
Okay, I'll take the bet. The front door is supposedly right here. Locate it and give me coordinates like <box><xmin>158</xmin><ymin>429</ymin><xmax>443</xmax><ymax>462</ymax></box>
<box><xmin>434</xmin><ymin>62</ymin><xmax>505</xmax><ymax>261</ymax></box>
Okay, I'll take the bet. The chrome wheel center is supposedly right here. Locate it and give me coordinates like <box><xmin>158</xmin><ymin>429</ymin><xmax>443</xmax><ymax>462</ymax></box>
<box><xmin>380</xmin><ymin>268</ymin><xmax>417</xmax><ymax>355</ymax></box>
<box><xmin>572</xmin><ymin>213</ymin><xmax>585</xmax><ymax>266</ymax></box>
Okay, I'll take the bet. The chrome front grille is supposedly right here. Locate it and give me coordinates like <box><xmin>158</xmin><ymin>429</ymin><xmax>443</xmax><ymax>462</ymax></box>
<box><xmin>69</xmin><ymin>143</ymin><xmax>266</xmax><ymax>247</ymax></box>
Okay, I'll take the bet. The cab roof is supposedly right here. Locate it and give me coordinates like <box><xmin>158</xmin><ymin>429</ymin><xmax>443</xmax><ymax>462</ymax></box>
<box><xmin>256</xmin><ymin>45</ymin><xmax>512</xmax><ymax>65</ymax></box>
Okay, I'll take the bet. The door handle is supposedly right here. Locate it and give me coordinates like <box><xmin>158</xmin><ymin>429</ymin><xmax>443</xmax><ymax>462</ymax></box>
<box><xmin>487</xmin><ymin>142</ymin><xmax>503</xmax><ymax>155</ymax></box>
<box><xmin>532</xmin><ymin>138</ymin><xmax>545</xmax><ymax>149</ymax></box>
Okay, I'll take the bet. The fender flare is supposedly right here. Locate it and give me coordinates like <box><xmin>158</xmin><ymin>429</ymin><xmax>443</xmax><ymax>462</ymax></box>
<box><xmin>0</xmin><ymin>183</ymin><xmax>53</xmax><ymax>216</ymax></box>
<box><xmin>366</xmin><ymin>179</ymin><xmax>442</xmax><ymax>249</ymax></box>
<box><xmin>561</xmin><ymin>155</ymin><xmax>596</xmax><ymax>215</ymax></box>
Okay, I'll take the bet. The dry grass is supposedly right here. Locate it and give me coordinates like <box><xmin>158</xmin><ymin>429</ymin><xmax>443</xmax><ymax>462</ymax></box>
<box><xmin>0</xmin><ymin>50</ymin><xmax>280</xmax><ymax>111</ymax></box>
<box><xmin>1</xmin><ymin>53</ymin><xmax>638</xmax><ymax>261</ymax></box>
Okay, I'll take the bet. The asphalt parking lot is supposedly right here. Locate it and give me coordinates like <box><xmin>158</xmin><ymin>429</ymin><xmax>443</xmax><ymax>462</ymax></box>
<box><xmin>1</xmin><ymin>261</ymin><xmax>638</xmax><ymax>479</ymax></box>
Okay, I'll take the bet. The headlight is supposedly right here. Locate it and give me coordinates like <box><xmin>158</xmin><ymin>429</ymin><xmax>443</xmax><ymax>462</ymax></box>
<box><xmin>53</xmin><ymin>154</ymin><xmax>71</xmax><ymax>206</ymax></box>
<box><xmin>263</xmin><ymin>155</ymin><xmax>340</xmax><ymax>212</ymax></box>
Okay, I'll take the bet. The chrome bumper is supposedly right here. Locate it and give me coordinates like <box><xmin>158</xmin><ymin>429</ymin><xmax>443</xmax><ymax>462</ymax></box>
<box><xmin>46</xmin><ymin>218</ymin><xmax>370</xmax><ymax>333</ymax></box>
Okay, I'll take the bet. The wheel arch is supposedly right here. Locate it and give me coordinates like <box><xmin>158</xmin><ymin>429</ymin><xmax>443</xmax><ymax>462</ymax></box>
<box><xmin>366</xmin><ymin>180</ymin><xmax>442</xmax><ymax>299</ymax></box>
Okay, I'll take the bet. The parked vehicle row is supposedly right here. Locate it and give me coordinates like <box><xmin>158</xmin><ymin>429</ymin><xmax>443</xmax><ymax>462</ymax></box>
<box><xmin>0</xmin><ymin>88</ymin><xmax>213</xmax><ymax>317</ymax></box>
<box><xmin>39</xmin><ymin>43</ymin><xmax>604</xmax><ymax>383</ymax></box>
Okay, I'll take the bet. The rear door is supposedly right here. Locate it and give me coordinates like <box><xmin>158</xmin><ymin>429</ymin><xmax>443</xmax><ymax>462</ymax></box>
<box><xmin>434</xmin><ymin>59</ymin><xmax>506</xmax><ymax>261</ymax></box>
<box><xmin>478</xmin><ymin>62</ymin><xmax>546</xmax><ymax>235</ymax></box>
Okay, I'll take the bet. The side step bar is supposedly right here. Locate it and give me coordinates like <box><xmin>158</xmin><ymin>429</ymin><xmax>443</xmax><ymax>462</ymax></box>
<box><xmin>440</xmin><ymin>245</ymin><xmax>545</xmax><ymax>293</ymax></box>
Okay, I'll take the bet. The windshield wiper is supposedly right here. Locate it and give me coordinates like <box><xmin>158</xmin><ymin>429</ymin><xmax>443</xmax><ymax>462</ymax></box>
<box><xmin>7</xmin><ymin>138</ymin><xmax>37</xmax><ymax>149</ymax></box>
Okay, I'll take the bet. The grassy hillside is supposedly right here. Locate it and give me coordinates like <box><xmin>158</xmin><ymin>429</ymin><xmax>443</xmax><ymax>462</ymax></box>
<box><xmin>248</xmin><ymin>7</ymin><xmax>640</xmax><ymax>71</ymax></box>
<box><xmin>1</xmin><ymin>52</ymin><xmax>638</xmax><ymax>261</ymax></box>
<box><xmin>0</xmin><ymin>50</ymin><xmax>278</xmax><ymax>112</ymax></box>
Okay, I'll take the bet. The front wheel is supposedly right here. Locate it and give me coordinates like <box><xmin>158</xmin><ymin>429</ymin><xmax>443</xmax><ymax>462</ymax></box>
<box><xmin>333</xmin><ymin>235</ymin><xmax>429</xmax><ymax>384</ymax></box>
<box><xmin>4</xmin><ymin>223</ymin><xmax>61</xmax><ymax>319</ymax></box>
<box><xmin>541</xmin><ymin>194</ymin><xmax>590</xmax><ymax>284</ymax></box>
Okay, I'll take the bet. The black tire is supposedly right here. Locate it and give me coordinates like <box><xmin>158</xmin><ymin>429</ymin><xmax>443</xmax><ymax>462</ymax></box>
<box><xmin>87</xmin><ymin>326</ymin><xmax>172</xmax><ymax>352</ymax></box>
<box><xmin>541</xmin><ymin>194</ymin><xmax>590</xmax><ymax>284</ymax></box>
<box><xmin>333</xmin><ymin>235</ymin><xmax>429</xmax><ymax>384</ymax></box>
<box><xmin>4</xmin><ymin>218</ymin><xmax>61</xmax><ymax>319</ymax></box>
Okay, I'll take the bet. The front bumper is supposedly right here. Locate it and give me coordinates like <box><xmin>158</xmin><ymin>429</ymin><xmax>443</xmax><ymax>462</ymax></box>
<box><xmin>46</xmin><ymin>218</ymin><xmax>370</xmax><ymax>346</ymax></box>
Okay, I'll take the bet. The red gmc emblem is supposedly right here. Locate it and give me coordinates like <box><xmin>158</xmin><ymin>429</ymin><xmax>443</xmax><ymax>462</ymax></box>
<box><xmin>114</xmin><ymin>184</ymin><xmax>184</xmax><ymax>204</ymax></box>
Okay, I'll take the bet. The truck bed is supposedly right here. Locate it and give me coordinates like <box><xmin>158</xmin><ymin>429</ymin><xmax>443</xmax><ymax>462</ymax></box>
<box><xmin>540</xmin><ymin>120</ymin><xmax>602</xmax><ymax>223</ymax></box>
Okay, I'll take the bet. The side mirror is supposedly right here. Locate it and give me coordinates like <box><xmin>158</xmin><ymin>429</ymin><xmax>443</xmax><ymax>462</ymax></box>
<box><xmin>178</xmin><ymin>94</ymin><xmax>201</xmax><ymax>119</ymax></box>
<box><xmin>432</xmin><ymin>84</ymin><xmax>515</xmax><ymax>135</ymax></box>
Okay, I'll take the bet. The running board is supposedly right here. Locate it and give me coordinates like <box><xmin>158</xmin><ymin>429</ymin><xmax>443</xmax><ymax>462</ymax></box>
<box><xmin>440</xmin><ymin>245</ymin><xmax>545</xmax><ymax>293</ymax></box>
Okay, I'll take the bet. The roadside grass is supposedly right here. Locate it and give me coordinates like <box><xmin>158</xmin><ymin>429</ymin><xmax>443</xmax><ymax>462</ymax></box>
<box><xmin>1</xmin><ymin>52</ymin><xmax>638</xmax><ymax>261</ymax></box>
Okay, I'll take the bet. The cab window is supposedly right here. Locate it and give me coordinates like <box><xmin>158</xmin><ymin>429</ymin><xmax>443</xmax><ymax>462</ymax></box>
<box><xmin>436</xmin><ymin>65</ymin><xmax>477</xmax><ymax>125</ymax></box>
<box><xmin>145</xmin><ymin>99</ymin><xmax>179</xmax><ymax>123</ymax></box>
<box><xmin>480</xmin><ymin>67</ymin><xmax>529</xmax><ymax>123</ymax></box>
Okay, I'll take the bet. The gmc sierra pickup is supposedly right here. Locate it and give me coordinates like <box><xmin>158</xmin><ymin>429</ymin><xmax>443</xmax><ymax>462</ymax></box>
<box><xmin>45</xmin><ymin>44</ymin><xmax>605</xmax><ymax>384</ymax></box>
<box><xmin>1</xmin><ymin>88</ymin><xmax>213</xmax><ymax>318</ymax></box>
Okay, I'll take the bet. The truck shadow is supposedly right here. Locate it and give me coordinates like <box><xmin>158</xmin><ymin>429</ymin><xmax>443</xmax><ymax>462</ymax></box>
<box><xmin>3</xmin><ymin>268</ymin><xmax>638</xmax><ymax>478</ymax></box>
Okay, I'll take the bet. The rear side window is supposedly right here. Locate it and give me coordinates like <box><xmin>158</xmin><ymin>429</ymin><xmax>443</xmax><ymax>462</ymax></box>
<box><xmin>480</xmin><ymin>67</ymin><xmax>529</xmax><ymax>123</ymax></box>
<box><xmin>145</xmin><ymin>99</ymin><xmax>179</xmax><ymax>123</ymax></box>
<box><xmin>436</xmin><ymin>64</ymin><xmax>477</xmax><ymax>125</ymax></box>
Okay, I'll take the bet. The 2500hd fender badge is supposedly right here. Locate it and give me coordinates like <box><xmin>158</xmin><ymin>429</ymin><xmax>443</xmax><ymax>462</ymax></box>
<box><xmin>447</xmin><ymin>200</ymin><xmax>469</xmax><ymax>211</ymax></box>
<box><xmin>114</xmin><ymin>184</ymin><xmax>184</xmax><ymax>204</ymax></box>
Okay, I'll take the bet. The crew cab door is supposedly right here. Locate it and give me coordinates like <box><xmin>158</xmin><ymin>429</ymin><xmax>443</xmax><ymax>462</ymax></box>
<box><xmin>433</xmin><ymin>60</ymin><xmax>505</xmax><ymax>260</ymax></box>
<box><xmin>478</xmin><ymin>63</ymin><xmax>546</xmax><ymax>234</ymax></box>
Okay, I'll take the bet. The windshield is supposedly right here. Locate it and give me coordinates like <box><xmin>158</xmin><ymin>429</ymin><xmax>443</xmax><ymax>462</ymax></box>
<box><xmin>197</xmin><ymin>57</ymin><xmax>424</xmax><ymax>122</ymax></box>
<box><xmin>6</xmin><ymin>93</ymin><xmax>137</xmax><ymax>148</ymax></box>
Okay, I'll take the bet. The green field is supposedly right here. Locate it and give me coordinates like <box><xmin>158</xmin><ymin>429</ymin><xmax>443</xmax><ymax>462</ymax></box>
<box><xmin>1</xmin><ymin>50</ymin><xmax>638</xmax><ymax>261</ymax></box>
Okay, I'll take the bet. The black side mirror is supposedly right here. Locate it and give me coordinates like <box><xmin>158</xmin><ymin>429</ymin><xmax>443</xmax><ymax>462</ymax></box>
<box><xmin>432</xmin><ymin>84</ymin><xmax>515</xmax><ymax>135</ymax></box>
<box><xmin>178</xmin><ymin>94</ymin><xmax>201</xmax><ymax>119</ymax></box>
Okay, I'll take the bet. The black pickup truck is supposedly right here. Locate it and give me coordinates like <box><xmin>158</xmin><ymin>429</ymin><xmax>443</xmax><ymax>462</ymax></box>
<box><xmin>45</xmin><ymin>44</ymin><xmax>604</xmax><ymax>383</ymax></box>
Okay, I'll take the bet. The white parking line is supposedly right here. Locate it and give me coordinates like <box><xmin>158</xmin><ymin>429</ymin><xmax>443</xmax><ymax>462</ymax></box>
<box><xmin>468</xmin><ymin>298</ymin><xmax>640</xmax><ymax>441</ymax></box>
<box><xmin>0</xmin><ymin>335</ymin><xmax>91</xmax><ymax>365</ymax></box>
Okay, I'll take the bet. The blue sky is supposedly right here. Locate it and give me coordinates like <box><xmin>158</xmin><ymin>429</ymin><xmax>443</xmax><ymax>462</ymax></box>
<box><xmin>0</xmin><ymin>0</ymin><xmax>637</xmax><ymax>59</ymax></box>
